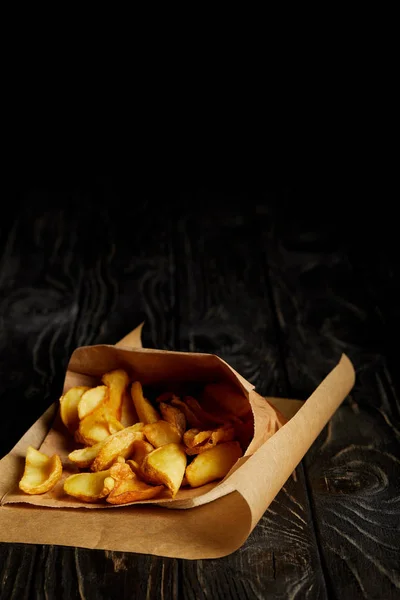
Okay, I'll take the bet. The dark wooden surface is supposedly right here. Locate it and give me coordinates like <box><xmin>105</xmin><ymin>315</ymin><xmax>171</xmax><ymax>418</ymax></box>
<box><xmin>0</xmin><ymin>185</ymin><xmax>399</xmax><ymax>599</ymax></box>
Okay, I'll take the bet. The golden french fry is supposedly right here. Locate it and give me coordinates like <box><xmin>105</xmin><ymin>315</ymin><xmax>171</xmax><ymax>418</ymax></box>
<box><xmin>60</xmin><ymin>386</ymin><xmax>90</xmax><ymax>433</ymax></box>
<box><xmin>109</xmin><ymin>459</ymin><xmax>135</xmax><ymax>481</ymax></box>
<box><xmin>63</xmin><ymin>470</ymin><xmax>115</xmax><ymax>502</ymax></box>
<box><xmin>143</xmin><ymin>420</ymin><xmax>181</xmax><ymax>447</ymax></box>
<box><xmin>202</xmin><ymin>383</ymin><xmax>250</xmax><ymax>418</ymax></box>
<box><xmin>105</xmin><ymin>415</ymin><xmax>125</xmax><ymax>434</ymax></box>
<box><xmin>183</xmin><ymin>428</ymin><xmax>208</xmax><ymax>448</ymax></box>
<box><xmin>68</xmin><ymin>441</ymin><xmax>105</xmax><ymax>468</ymax></box>
<box><xmin>184</xmin><ymin>425</ymin><xmax>235</xmax><ymax>455</ymax></box>
<box><xmin>120</xmin><ymin>389</ymin><xmax>139</xmax><ymax>427</ymax></box>
<box><xmin>91</xmin><ymin>425</ymin><xmax>145</xmax><ymax>472</ymax></box>
<box><xmin>159</xmin><ymin>402</ymin><xmax>186</xmax><ymax>436</ymax></box>
<box><xmin>77</xmin><ymin>386</ymin><xmax>108</xmax><ymax>420</ymax></box>
<box><xmin>77</xmin><ymin>411</ymin><xmax>133</xmax><ymax>447</ymax></box>
<box><xmin>19</xmin><ymin>446</ymin><xmax>62</xmax><ymax>495</ymax></box>
<box><xmin>102</xmin><ymin>369</ymin><xmax>130</xmax><ymax>421</ymax></box>
<box><xmin>70</xmin><ymin>424</ymin><xmax>144</xmax><ymax>468</ymax></box>
<box><xmin>76</xmin><ymin>409</ymin><xmax>112</xmax><ymax>446</ymax></box>
<box><xmin>141</xmin><ymin>443</ymin><xmax>187</xmax><ymax>497</ymax></box>
<box><xmin>185</xmin><ymin>441</ymin><xmax>242</xmax><ymax>487</ymax></box>
<box><xmin>106</xmin><ymin>475</ymin><xmax>164</xmax><ymax>504</ymax></box>
<box><xmin>129</xmin><ymin>439</ymin><xmax>154</xmax><ymax>465</ymax></box>
<box><xmin>126</xmin><ymin>459</ymin><xmax>141</xmax><ymax>476</ymax></box>
<box><xmin>75</xmin><ymin>370</ymin><xmax>130</xmax><ymax>445</ymax></box>
<box><xmin>130</xmin><ymin>381</ymin><xmax>160</xmax><ymax>424</ymax></box>
<box><xmin>170</xmin><ymin>397</ymin><xmax>204</xmax><ymax>428</ymax></box>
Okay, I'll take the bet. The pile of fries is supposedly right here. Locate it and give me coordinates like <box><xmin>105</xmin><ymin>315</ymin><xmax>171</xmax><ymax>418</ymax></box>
<box><xmin>19</xmin><ymin>369</ymin><xmax>254</xmax><ymax>504</ymax></box>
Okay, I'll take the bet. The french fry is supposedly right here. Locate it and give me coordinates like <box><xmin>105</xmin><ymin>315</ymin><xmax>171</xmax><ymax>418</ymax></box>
<box><xmin>76</xmin><ymin>408</ymin><xmax>128</xmax><ymax>446</ymax></box>
<box><xmin>77</xmin><ymin>386</ymin><xmax>108</xmax><ymax>420</ymax></box>
<box><xmin>102</xmin><ymin>369</ymin><xmax>130</xmax><ymax>421</ymax></box>
<box><xmin>106</xmin><ymin>476</ymin><xmax>164</xmax><ymax>504</ymax></box>
<box><xmin>63</xmin><ymin>470</ymin><xmax>115</xmax><ymax>502</ymax></box>
<box><xmin>68</xmin><ymin>441</ymin><xmax>105</xmax><ymax>468</ymax></box>
<box><xmin>130</xmin><ymin>381</ymin><xmax>160</xmax><ymax>424</ymax></box>
<box><xmin>91</xmin><ymin>425</ymin><xmax>145</xmax><ymax>472</ymax></box>
<box><xmin>76</xmin><ymin>371</ymin><xmax>129</xmax><ymax>445</ymax></box>
<box><xmin>159</xmin><ymin>402</ymin><xmax>186</xmax><ymax>436</ymax></box>
<box><xmin>143</xmin><ymin>420</ymin><xmax>181</xmax><ymax>447</ymax></box>
<box><xmin>109</xmin><ymin>459</ymin><xmax>135</xmax><ymax>481</ymax></box>
<box><xmin>120</xmin><ymin>389</ymin><xmax>139</xmax><ymax>427</ymax></box>
<box><xmin>128</xmin><ymin>439</ymin><xmax>154</xmax><ymax>465</ymax></box>
<box><xmin>60</xmin><ymin>386</ymin><xmax>90</xmax><ymax>433</ymax></box>
<box><xmin>76</xmin><ymin>409</ymin><xmax>113</xmax><ymax>446</ymax></box>
<box><xmin>19</xmin><ymin>446</ymin><xmax>62</xmax><ymax>495</ymax></box>
<box><xmin>105</xmin><ymin>415</ymin><xmax>125</xmax><ymax>434</ymax></box>
<box><xmin>126</xmin><ymin>459</ymin><xmax>141</xmax><ymax>476</ymax></box>
<box><xmin>70</xmin><ymin>423</ymin><xmax>144</xmax><ymax>468</ymax></box>
<box><xmin>184</xmin><ymin>425</ymin><xmax>235</xmax><ymax>455</ymax></box>
<box><xmin>141</xmin><ymin>443</ymin><xmax>187</xmax><ymax>497</ymax></box>
<box><xmin>185</xmin><ymin>441</ymin><xmax>242</xmax><ymax>487</ymax></box>
<box><xmin>183</xmin><ymin>428</ymin><xmax>207</xmax><ymax>447</ymax></box>
<box><xmin>170</xmin><ymin>397</ymin><xmax>204</xmax><ymax>428</ymax></box>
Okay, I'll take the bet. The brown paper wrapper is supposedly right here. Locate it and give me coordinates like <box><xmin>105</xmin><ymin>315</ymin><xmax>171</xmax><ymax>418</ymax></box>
<box><xmin>0</xmin><ymin>325</ymin><xmax>355</xmax><ymax>558</ymax></box>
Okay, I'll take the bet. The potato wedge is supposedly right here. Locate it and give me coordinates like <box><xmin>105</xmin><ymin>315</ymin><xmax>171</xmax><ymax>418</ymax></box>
<box><xmin>184</xmin><ymin>425</ymin><xmax>235</xmax><ymax>455</ymax></box>
<box><xmin>159</xmin><ymin>402</ymin><xmax>186</xmax><ymax>436</ymax></box>
<box><xmin>19</xmin><ymin>446</ymin><xmax>63</xmax><ymax>495</ymax></box>
<box><xmin>109</xmin><ymin>459</ymin><xmax>135</xmax><ymax>481</ymax></box>
<box><xmin>170</xmin><ymin>397</ymin><xmax>203</xmax><ymax>428</ymax></box>
<box><xmin>131</xmin><ymin>381</ymin><xmax>160</xmax><ymax>424</ymax></box>
<box><xmin>70</xmin><ymin>423</ymin><xmax>144</xmax><ymax>468</ymax></box>
<box><xmin>102</xmin><ymin>369</ymin><xmax>130</xmax><ymax>421</ymax></box>
<box><xmin>126</xmin><ymin>459</ymin><xmax>141</xmax><ymax>477</ymax></box>
<box><xmin>68</xmin><ymin>440</ymin><xmax>105</xmax><ymax>468</ymax></box>
<box><xmin>120</xmin><ymin>389</ymin><xmax>139</xmax><ymax>427</ymax></box>
<box><xmin>141</xmin><ymin>443</ymin><xmax>187</xmax><ymax>497</ymax></box>
<box><xmin>106</xmin><ymin>475</ymin><xmax>164</xmax><ymax>504</ymax></box>
<box><xmin>91</xmin><ymin>427</ymin><xmax>144</xmax><ymax>472</ymax></box>
<box><xmin>143</xmin><ymin>420</ymin><xmax>181</xmax><ymax>447</ymax></box>
<box><xmin>77</xmin><ymin>385</ymin><xmax>108</xmax><ymax>420</ymax></box>
<box><xmin>60</xmin><ymin>386</ymin><xmax>90</xmax><ymax>433</ymax></box>
<box><xmin>63</xmin><ymin>470</ymin><xmax>115</xmax><ymax>502</ymax></box>
<box><xmin>105</xmin><ymin>415</ymin><xmax>125</xmax><ymax>434</ymax></box>
<box><xmin>129</xmin><ymin>439</ymin><xmax>154</xmax><ymax>465</ymax></box>
<box><xmin>183</xmin><ymin>428</ymin><xmax>209</xmax><ymax>448</ymax></box>
<box><xmin>76</xmin><ymin>409</ymin><xmax>112</xmax><ymax>446</ymax></box>
<box><xmin>185</xmin><ymin>441</ymin><xmax>242</xmax><ymax>487</ymax></box>
<box><xmin>76</xmin><ymin>371</ymin><xmax>130</xmax><ymax>444</ymax></box>
<box><xmin>77</xmin><ymin>412</ymin><xmax>133</xmax><ymax>447</ymax></box>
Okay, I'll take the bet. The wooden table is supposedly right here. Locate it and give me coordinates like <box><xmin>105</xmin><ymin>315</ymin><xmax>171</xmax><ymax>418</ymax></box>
<box><xmin>1</xmin><ymin>185</ymin><xmax>399</xmax><ymax>599</ymax></box>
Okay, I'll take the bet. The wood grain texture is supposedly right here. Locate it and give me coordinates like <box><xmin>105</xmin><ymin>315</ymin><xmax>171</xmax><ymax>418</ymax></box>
<box><xmin>1</xmin><ymin>188</ymin><xmax>399</xmax><ymax>599</ymax></box>
<box><xmin>262</xmin><ymin>202</ymin><xmax>400</xmax><ymax>600</ymax></box>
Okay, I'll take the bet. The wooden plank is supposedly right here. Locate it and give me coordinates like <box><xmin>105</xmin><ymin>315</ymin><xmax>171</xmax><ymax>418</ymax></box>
<box><xmin>172</xmin><ymin>194</ymin><xmax>328</xmax><ymax>599</ymax></box>
<box><xmin>261</xmin><ymin>200</ymin><xmax>400</xmax><ymax>599</ymax></box>
<box><xmin>0</xmin><ymin>195</ymin><xmax>179</xmax><ymax>599</ymax></box>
